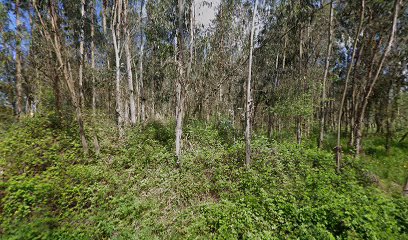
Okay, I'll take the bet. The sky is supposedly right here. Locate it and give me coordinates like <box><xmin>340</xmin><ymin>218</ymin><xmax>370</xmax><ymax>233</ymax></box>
<box><xmin>195</xmin><ymin>0</ymin><xmax>221</xmax><ymax>28</ymax></box>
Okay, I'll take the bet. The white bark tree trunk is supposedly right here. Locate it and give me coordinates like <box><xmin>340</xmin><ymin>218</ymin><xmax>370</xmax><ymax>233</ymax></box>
<box><xmin>354</xmin><ymin>0</ymin><xmax>400</xmax><ymax>156</ymax></box>
<box><xmin>336</xmin><ymin>0</ymin><xmax>365</xmax><ymax>170</ymax></box>
<box><xmin>175</xmin><ymin>0</ymin><xmax>185</xmax><ymax>165</ymax></box>
<box><xmin>318</xmin><ymin>0</ymin><xmax>334</xmax><ymax>149</ymax></box>
<box><xmin>245</xmin><ymin>0</ymin><xmax>258</xmax><ymax>166</ymax></box>
<box><xmin>187</xmin><ymin>0</ymin><xmax>195</xmax><ymax>80</ymax></box>
<box><xmin>34</xmin><ymin>0</ymin><xmax>89</xmax><ymax>154</ymax></box>
<box><xmin>124</xmin><ymin>0</ymin><xmax>137</xmax><ymax>125</ymax></box>
<box><xmin>139</xmin><ymin>0</ymin><xmax>146</xmax><ymax>122</ymax></box>
<box><xmin>78</xmin><ymin>0</ymin><xmax>86</xmax><ymax>108</ymax></box>
<box><xmin>112</xmin><ymin>0</ymin><xmax>125</xmax><ymax>138</ymax></box>
<box><xmin>139</xmin><ymin>39</ymin><xmax>145</xmax><ymax>122</ymax></box>
<box><xmin>91</xmin><ymin>0</ymin><xmax>96</xmax><ymax>115</ymax></box>
<box><xmin>90</xmin><ymin>0</ymin><xmax>100</xmax><ymax>155</ymax></box>
<box><xmin>15</xmin><ymin>0</ymin><xmax>23</xmax><ymax>119</ymax></box>
<box><xmin>102</xmin><ymin>0</ymin><xmax>107</xmax><ymax>34</ymax></box>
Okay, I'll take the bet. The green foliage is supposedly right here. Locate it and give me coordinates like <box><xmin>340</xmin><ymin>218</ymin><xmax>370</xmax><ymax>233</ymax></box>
<box><xmin>1</xmin><ymin>116</ymin><xmax>407</xmax><ymax>239</ymax></box>
<box><xmin>270</xmin><ymin>91</ymin><xmax>315</xmax><ymax>118</ymax></box>
<box><xmin>357</xmin><ymin>136</ymin><xmax>408</xmax><ymax>191</ymax></box>
<box><xmin>0</xmin><ymin>112</ymin><xmax>81</xmax><ymax>176</ymax></box>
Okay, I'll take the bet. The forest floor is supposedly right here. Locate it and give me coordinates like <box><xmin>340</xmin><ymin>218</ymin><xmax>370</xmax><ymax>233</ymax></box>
<box><xmin>1</xmin><ymin>113</ymin><xmax>407</xmax><ymax>239</ymax></box>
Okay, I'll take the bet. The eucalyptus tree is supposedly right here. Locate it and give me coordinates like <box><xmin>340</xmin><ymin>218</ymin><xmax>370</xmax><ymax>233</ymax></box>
<box><xmin>336</xmin><ymin>0</ymin><xmax>365</xmax><ymax>168</ymax></box>
<box><xmin>33</xmin><ymin>0</ymin><xmax>89</xmax><ymax>154</ymax></box>
<box><xmin>175</xmin><ymin>0</ymin><xmax>186</xmax><ymax>165</ymax></box>
<box><xmin>1</xmin><ymin>0</ymin><xmax>406</xmax><ymax>168</ymax></box>
<box><xmin>245</xmin><ymin>0</ymin><xmax>258</xmax><ymax>166</ymax></box>
<box><xmin>15</xmin><ymin>0</ymin><xmax>23</xmax><ymax>119</ymax></box>
<box><xmin>353</xmin><ymin>0</ymin><xmax>401</xmax><ymax>156</ymax></box>
<box><xmin>138</xmin><ymin>0</ymin><xmax>146</xmax><ymax>122</ymax></box>
<box><xmin>124</xmin><ymin>0</ymin><xmax>137</xmax><ymax>125</ymax></box>
<box><xmin>318</xmin><ymin>0</ymin><xmax>333</xmax><ymax>149</ymax></box>
<box><xmin>111</xmin><ymin>0</ymin><xmax>125</xmax><ymax>138</ymax></box>
<box><xmin>78</xmin><ymin>0</ymin><xmax>85</xmax><ymax>108</ymax></box>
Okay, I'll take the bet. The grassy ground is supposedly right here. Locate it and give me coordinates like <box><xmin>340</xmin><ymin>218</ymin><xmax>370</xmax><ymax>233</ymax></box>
<box><xmin>1</xmin><ymin>114</ymin><xmax>407</xmax><ymax>239</ymax></box>
<box><xmin>356</xmin><ymin>135</ymin><xmax>408</xmax><ymax>194</ymax></box>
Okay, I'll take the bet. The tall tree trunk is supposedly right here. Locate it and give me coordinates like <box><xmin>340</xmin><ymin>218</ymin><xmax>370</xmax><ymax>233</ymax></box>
<box><xmin>385</xmin><ymin>81</ymin><xmax>393</xmax><ymax>153</ymax></box>
<box><xmin>336</xmin><ymin>0</ymin><xmax>365</xmax><ymax>170</ymax></box>
<box><xmin>245</xmin><ymin>0</ymin><xmax>258</xmax><ymax>166</ymax></box>
<box><xmin>91</xmin><ymin>0</ymin><xmax>96</xmax><ymax>115</ymax></box>
<box><xmin>102</xmin><ymin>0</ymin><xmax>107</xmax><ymax>34</ymax></box>
<box><xmin>90</xmin><ymin>0</ymin><xmax>100</xmax><ymax>155</ymax></box>
<box><xmin>386</xmin><ymin>77</ymin><xmax>402</xmax><ymax>151</ymax></box>
<box><xmin>139</xmin><ymin>0</ymin><xmax>146</xmax><ymax>122</ymax></box>
<box><xmin>28</xmin><ymin>3</ymin><xmax>37</xmax><ymax>116</ymax></box>
<box><xmin>124</xmin><ymin>93</ymin><xmax>130</xmax><ymax>125</ymax></box>
<box><xmin>34</xmin><ymin>0</ymin><xmax>89</xmax><ymax>154</ymax></box>
<box><xmin>351</xmin><ymin>34</ymin><xmax>379</xmax><ymax>146</ymax></box>
<box><xmin>297</xmin><ymin>26</ymin><xmax>303</xmax><ymax>145</ymax></box>
<box><xmin>274</xmin><ymin>52</ymin><xmax>279</xmax><ymax>87</ymax></box>
<box><xmin>52</xmin><ymin>62</ymin><xmax>61</xmax><ymax>118</ymax></box>
<box><xmin>349</xmin><ymin>40</ymin><xmax>365</xmax><ymax>147</ymax></box>
<box><xmin>354</xmin><ymin>0</ymin><xmax>400</xmax><ymax>156</ymax></box>
<box><xmin>318</xmin><ymin>0</ymin><xmax>333</xmax><ymax>149</ymax></box>
<box><xmin>282</xmin><ymin>31</ymin><xmax>287</xmax><ymax>70</ymax></box>
<box><xmin>15</xmin><ymin>0</ymin><xmax>23</xmax><ymax>119</ymax></box>
<box><xmin>268</xmin><ymin>51</ymin><xmax>280</xmax><ymax>138</ymax></box>
<box><xmin>187</xmin><ymin>0</ymin><xmax>194</xmax><ymax>89</ymax></box>
<box><xmin>101</xmin><ymin>0</ymin><xmax>110</xmax><ymax>70</ymax></box>
<box><xmin>101</xmin><ymin>0</ymin><xmax>110</xmax><ymax>114</ymax></box>
<box><xmin>124</xmin><ymin>0</ymin><xmax>137</xmax><ymax>125</ymax></box>
<box><xmin>78</xmin><ymin>0</ymin><xmax>86</xmax><ymax>108</ymax></box>
<box><xmin>175</xmin><ymin>0</ymin><xmax>185</xmax><ymax>166</ymax></box>
<box><xmin>112</xmin><ymin>0</ymin><xmax>125</xmax><ymax>138</ymax></box>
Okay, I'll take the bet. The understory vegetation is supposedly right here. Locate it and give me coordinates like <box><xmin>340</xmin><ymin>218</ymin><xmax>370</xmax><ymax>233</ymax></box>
<box><xmin>1</xmin><ymin>114</ymin><xmax>407</xmax><ymax>239</ymax></box>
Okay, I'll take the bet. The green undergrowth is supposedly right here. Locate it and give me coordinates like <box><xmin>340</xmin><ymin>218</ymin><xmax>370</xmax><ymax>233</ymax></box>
<box><xmin>1</xmin><ymin>114</ymin><xmax>407</xmax><ymax>239</ymax></box>
<box><xmin>357</xmin><ymin>136</ymin><xmax>408</xmax><ymax>194</ymax></box>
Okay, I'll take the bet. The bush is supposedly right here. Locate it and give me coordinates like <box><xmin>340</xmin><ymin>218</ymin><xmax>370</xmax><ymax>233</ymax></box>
<box><xmin>1</xmin><ymin>117</ymin><xmax>407</xmax><ymax>239</ymax></box>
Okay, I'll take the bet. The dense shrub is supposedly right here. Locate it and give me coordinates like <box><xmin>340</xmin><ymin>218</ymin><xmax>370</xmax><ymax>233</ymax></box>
<box><xmin>1</xmin><ymin>116</ymin><xmax>407</xmax><ymax>239</ymax></box>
